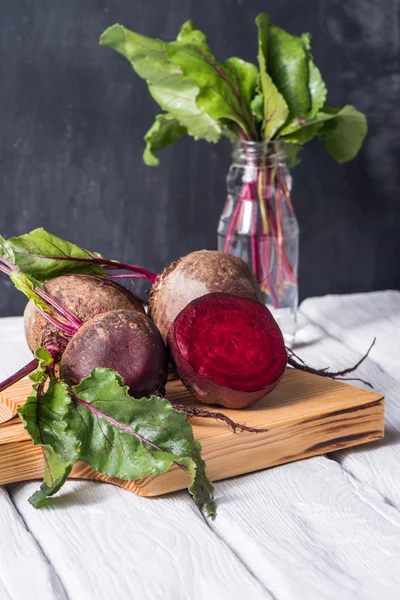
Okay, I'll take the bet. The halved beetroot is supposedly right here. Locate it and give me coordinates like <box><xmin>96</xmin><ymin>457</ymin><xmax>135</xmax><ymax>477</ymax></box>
<box><xmin>168</xmin><ymin>292</ymin><xmax>287</xmax><ymax>409</ymax></box>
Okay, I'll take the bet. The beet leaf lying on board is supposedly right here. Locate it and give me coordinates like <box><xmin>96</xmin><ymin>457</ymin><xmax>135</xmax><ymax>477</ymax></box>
<box><xmin>19</xmin><ymin>352</ymin><xmax>215</xmax><ymax>515</ymax></box>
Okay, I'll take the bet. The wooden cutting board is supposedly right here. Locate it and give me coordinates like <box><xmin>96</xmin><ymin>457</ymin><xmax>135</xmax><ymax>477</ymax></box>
<box><xmin>0</xmin><ymin>370</ymin><xmax>384</xmax><ymax>496</ymax></box>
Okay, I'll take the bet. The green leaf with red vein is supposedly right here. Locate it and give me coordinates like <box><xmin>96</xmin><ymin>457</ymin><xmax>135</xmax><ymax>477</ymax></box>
<box><xmin>9</xmin><ymin>228</ymin><xmax>104</xmax><ymax>280</ymax></box>
<box><xmin>66</xmin><ymin>368</ymin><xmax>216</xmax><ymax>517</ymax></box>
<box><xmin>279</xmin><ymin>32</ymin><xmax>327</xmax><ymax>137</ymax></box>
<box><xmin>267</xmin><ymin>24</ymin><xmax>311</xmax><ymax>121</ymax></box>
<box><xmin>224</xmin><ymin>57</ymin><xmax>259</xmax><ymax>115</ymax></box>
<box><xmin>168</xmin><ymin>28</ymin><xmax>256</xmax><ymax>139</ymax></box>
<box><xmin>100</xmin><ymin>24</ymin><xmax>222</xmax><ymax>144</ymax></box>
<box><xmin>255</xmin><ymin>13</ymin><xmax>289</xmax><ymax>140</ymax></box>
<box><xmin>0</xmin><ymin>234</ymin><xmax>15</xmax><ymax>264</ymax></box>
<box><xmin>18</xmin><ymin>355</ymin><xmax>80</xmax><ymax>507</ymax></box>
<box><xmin>18</xmin><ymin>372</ymin><xmax>79</xmax><ymax>462</ymax></box>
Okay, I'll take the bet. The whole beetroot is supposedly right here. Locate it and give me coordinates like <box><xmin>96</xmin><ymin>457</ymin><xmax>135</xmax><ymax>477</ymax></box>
<box><xmin>24</xmin><ymin>274</ymin><xmax>144</xmax><ymax>355</ymax></box>
<box><xmin>149</xmin><ymin>250</ymin><xmax>262</xmax><ymax>342</ymax></box>
<box><xmin>60</xmin><ymin>309</ymin><xmax>168</xmax><ymax>397</ymax></box>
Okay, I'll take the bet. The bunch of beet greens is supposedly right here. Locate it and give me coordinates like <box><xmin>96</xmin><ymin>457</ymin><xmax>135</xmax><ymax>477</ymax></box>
<box><xmin>99</xmin><ymin>14</ymin><xmax>367</xmax><ymax>305</ymax></box>
<box><xmin>0</xmin><ymin>229</ymin><xmax>374</xmax><ymax>516</ymax></box>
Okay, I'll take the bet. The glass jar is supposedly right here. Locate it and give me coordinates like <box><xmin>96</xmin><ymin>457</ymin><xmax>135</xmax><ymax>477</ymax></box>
<box><xmin>218</xmin><ymin>140</ymin><xmax>299</xmax><ymax>346</ymax></box>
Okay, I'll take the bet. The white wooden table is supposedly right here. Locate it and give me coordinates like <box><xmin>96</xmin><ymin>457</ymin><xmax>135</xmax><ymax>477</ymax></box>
<box><xmin>1</xmin><ymin>291</ymin><xmax>399</xmax><ymax>600</ymax></box>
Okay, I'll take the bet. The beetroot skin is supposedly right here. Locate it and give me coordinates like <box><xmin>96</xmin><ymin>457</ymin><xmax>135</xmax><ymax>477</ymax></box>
<box><xmin>60</xmin><ymin>309</ymin><xmax>168</xmax><ymax>397</ymax></box>
<box><xmin>24</xmin><ymin>274</ymin><xmax>144</xmax><ymax>354</ymax></box>
<box><xmin>168</xmin><ymin>293</ymin><xmax>287</xmax><ymax>409</ymax></box>
<box><xmin>149</xmin><ymin>250</ymin><xmax>262</xmax><ymax>342</ymax></box>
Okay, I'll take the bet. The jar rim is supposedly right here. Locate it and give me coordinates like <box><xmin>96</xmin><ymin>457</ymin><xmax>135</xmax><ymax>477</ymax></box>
<box><xmin>232</xmin><ymin>139</ymin><xmax>286</xmax><ymax>164</ymax></box>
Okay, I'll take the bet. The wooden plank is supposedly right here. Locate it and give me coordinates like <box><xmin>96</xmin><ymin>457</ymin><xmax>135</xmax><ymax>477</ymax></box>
<box><xmin>0</xmin><ymin>395</ymin><xmax>17</xmax><ymax>424</ymax></box>
<box><xmin>0</xmin><ymin>369</ymin><xmax>384</xmax><ymax>493</ymax></box>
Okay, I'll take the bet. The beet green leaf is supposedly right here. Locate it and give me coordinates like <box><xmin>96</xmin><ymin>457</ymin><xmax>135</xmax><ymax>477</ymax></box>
<box><xmin>0</xmin><ymin>234</ymin><xmax>15</xmax><ymax>264</ymax></box>
<box><xmin>29</xmin><ymin>448</ymin><xmax>73</xmax><ymax>509</ymax></box>
<box><xmin>255</xmin><ymin>13</ymin><xmax>289</xmax><ymax>140</ymax></box>
<box><xmin>19</xmin><ymin>376</ymin><xmax>79</xmax><ymax>462</ymax></box>
<box><xmin>168</xmin><ymin>23</ymin><xmax>256</xmax><ymax>139</ymax></box>
<box><xmin>100</xmin><ymin>24</ymin><xmax>222</xmax><ymax>144</ymax></box>
<box><xmin>144</xmin><ymin>113</ymin><xmax>187</xmax><ymax>166</ymax></box>
<box><xmin>9</xmin><ymin>271</ymin><xmax>55</xmax><ymax>315</ymax></box>
<box><xmin>267</xmin><ymin>25</ymin><xmax>311</xmax><ymax>122</ymax></box>
<box><xmin>9</xmin><ymin>228</ymin><xmax>104</xmax><ymax>280</ymax></box>
<box><xmin>317</xmin><ymin>105</ymin><xmax>367</xmax><ymax>163</ymax></box>
<box><xmin>18</xmin><ymin>353</ymin><xmax>81</xmax><ymax>507</ymax></box>
<box><xmin>67</xmin><ymin>368</ymin><xmax>216</xmax><ymax>517</ymax></box>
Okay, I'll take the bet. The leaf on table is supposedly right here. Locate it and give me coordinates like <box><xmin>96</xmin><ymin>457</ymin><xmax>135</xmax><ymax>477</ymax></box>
<box><xmin>29</xmin><ymin>448</ymin><xmax>73</xmax><ymax>508</ymax></box>
<box><xmin>67</xmin><ymin>368</ymin><xmax>215</xmax><ymax>517</ymax></box>
<box><xmin>255</xmin><ymin>13</ymin><xmax>289</xmax><ymax>140</ymax></box>
<box><xmin>100</xmin><ymin>24</ymin><xmax>222</xmax><ymax>143</ymax></box>
<box><xmin>267</xmin><ymin>24</ymin><xmax>311</xmax><ymax>124</ymax></box>
<box><xmin>9</xmin><ymin>228</ymin><xmax>104</xmax><ymax>280</ymax></box>
<box><xmin>317</xmin><ymin>105</ymin><xmax>368</xmax><ymax>163</ymax></box>
<box><xmin>168</xmin><ymin>22</ymin><xmax>255</xmax><ymax>139</ymax></box>
<box><xmin>143</xmin><ymin>113</ymin><xmax>187</xmax><ymax>166</ymax></box>
<box><xmin>18</xmin><ymin>364</ymin><xmax>80</xmax><ymax>507</ymax></box>
<box><xmin>0</xmin><ymin>234</ymin><xmax>15</xmax><ymax>264</ymax></box>
<box><xmin>18</xmin><ymin>376</ymin><xmax>79</xmax><ymax>462</ymax></box>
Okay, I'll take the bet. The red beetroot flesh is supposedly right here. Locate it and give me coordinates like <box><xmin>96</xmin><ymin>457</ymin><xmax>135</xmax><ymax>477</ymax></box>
<box><xmin>169</xmin><ymin>293</ymin><xmax>287</xmax><ymax>408</ymax></box>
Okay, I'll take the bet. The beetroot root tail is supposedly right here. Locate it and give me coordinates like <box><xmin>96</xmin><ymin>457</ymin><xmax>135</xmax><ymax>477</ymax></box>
<box><xmin>170</xmin><ymin>402</ymin><xmax>269</xmax><ymax>434</ymax></box>
<box><xmin>286</xmin><ymin>338</ymin><xmax>376</xmax><ymax>388</ymax></box>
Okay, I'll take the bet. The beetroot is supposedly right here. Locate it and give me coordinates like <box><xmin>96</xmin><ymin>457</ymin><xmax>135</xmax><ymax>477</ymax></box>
<box><xmin>24</xmin><ymin>274</ymin><xmax>144</xmax><ymax>355</ymax></box>
<box><xmin>149</xmin><ymin>250</ymin><xmax>262</xmax><ymax>342</ymax></box>
<box><xmin>168</xmin><ymin>293</ymin><xmax>287</xmax><ymax>408</ymax></box>
<box><xmin>60</xmin><ymin>309</ymin><xmax>168</xmax><ymax>397</ymax></box>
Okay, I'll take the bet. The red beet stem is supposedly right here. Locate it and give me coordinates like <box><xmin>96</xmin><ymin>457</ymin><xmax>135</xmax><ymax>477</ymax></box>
<box><xmin>0</xmin><ymin>257</ymin><xmax>18</xmax><ymax>273</ymax></box>
<box><xmin>250</xmin><ymin>181</ymin><xmax>261</xmax><ymax>282</ymax></box>
<box><xmin>0</xmin><ymin>358</ymin><xmax>39</xmax><ymax>394</ymax></box>
<box><xmin>0</xmin><ymin>261</ymin><xmax>81</xmax><ymax>336</ymax></box>
<box><xmin>37</xmin><ymin>308</ymin><xmax>78</xmax><ymax>337</ymax></box>
<box><xmin>27</xmin><ymin>254</ymin><xmax>157</xmax><ymax>284</ymax></box>
<box><xmin>171</xmin><ymin>292</ymin><xmax>287</xmax><ymax>396</ymax></box>
<box><xmin>36</xmin><ymin>288</ymin><xmax>82</xmax><ymax>331</ymax></box>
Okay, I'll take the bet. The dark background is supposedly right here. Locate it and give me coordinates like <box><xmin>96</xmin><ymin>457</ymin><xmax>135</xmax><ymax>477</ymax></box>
<box><xmin>0</xmin><ymin>0</ymin><xmax>399</xmax><ymax>316</ymax></box>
